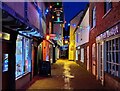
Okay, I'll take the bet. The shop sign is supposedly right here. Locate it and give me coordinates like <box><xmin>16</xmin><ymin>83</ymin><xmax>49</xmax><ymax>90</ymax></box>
<box><xmin>96</xmin><ymin>24</ymin><xmax>119</xmax><ymax>41</ymax></box>
<box><xmin>1</xmin><ymin>32</ymin><xmax>10</xmax><ymax>40</ymax></box>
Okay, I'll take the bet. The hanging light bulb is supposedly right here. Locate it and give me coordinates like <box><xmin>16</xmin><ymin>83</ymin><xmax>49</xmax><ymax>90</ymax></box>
<box><xmin>68</xmin><ymin>23</ymin><xmax>70</xmax><ymax>26</ymax></box>
<box><xmin>46</xmin><ymin>9</ymin><xmax>49</xmax><ymax>13</ymax></box>
<box><xmin>57</xmin><ymin>2</ymin><xmax>59</xmax><ymax>6</ymax></box>
<box><xmin>52</xmin><ymin>16</ymin><xmax>54</xmax><ymax>19</ymax></box>
<box><xmin>50</xmin><ymin>5</ymin><xmax>52</xmax><ymax>9</ymax></box>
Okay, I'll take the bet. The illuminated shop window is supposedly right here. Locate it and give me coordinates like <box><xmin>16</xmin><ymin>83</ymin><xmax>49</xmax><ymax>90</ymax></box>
<box><xmin>16</xmin><ymin>35</ymin><xmax>31</xmax><ymax>78</ymax></box>
<box><xmin>2</xmin><ymin>54</ymin><xmax>9</xmax><ymax>72</ymax></box>
<box><xmin>105</xmin><ymin>37</ymin><xmax>120</xmax><ymax>78</ymax></box>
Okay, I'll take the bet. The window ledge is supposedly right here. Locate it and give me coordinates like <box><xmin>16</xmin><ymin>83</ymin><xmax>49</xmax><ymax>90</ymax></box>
<box><xmin>102</xmin><ymin>9</ymin><xmax>112</xmax><ymax>19</ymax></box>
<box><xmin>15</xmin><ymin>72</ymin><xmax>30</xmax><ymax>80</ymax></box>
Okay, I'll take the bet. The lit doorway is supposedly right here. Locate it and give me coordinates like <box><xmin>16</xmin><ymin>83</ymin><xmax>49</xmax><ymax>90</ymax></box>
<box><xmin>97</xmin><ymin>42</ymin><xmax>104</xmax><ymax>85</ymax></box>
<box><xmin>92</xmin><ymin>43</ymin><xmax>96</xmax><ymax>76</ymax></box>
<box><xmin>87</xmin><ymin>46</ymin><xmax>89</xmax><ymax>71</ymax></box>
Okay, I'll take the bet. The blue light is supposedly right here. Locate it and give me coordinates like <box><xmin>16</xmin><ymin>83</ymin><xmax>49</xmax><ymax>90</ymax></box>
<box><xmin>56</xmin><ymin>17</ymin><xmax>60</xmax><ymax>22</ymax></box>
<box><xmin>68</xmin><ymin>23</ymin><xmax>70</xmax><ymax>26</ymax></box>
<box><xmin>73</xmin><ymin>24</ymin><xmax>76</xmax><ymax>27</ymax></box>
<box><xmin>46</xmin><ymin>9</ymin><xmax>49</xmax><ymax>13</ymax></box>
<box><xmin>45</xmin><ymin>12</ymin><xmax>47</xmax><ymax>15</ymax></box>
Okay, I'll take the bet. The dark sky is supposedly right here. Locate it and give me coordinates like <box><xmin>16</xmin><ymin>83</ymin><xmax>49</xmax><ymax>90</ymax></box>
<box><xmin>63</xmin><ymin>2</ymin><xmax>88</xmax><ymax>31</ymax></box>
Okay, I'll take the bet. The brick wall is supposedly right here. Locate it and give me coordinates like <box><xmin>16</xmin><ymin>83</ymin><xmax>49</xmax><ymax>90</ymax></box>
<box><xmin>89</xmin><ymin>1</ymin><xmax>120</xmax><ymax>87</ymax></box>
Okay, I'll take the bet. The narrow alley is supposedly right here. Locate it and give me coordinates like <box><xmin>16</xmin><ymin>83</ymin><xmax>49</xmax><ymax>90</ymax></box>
<box><xmin>26</xmin><ymin>59</ymin><xmax>107</xmax><ymax>90</ymax></box>
<box><xmin>0</xmin><ymin>1</ymin><xmax>120</xmax><ymax>91</ymax></box>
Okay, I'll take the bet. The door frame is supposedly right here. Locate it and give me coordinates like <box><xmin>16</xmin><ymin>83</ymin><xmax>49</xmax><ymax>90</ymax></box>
<box><xmin>97</xmin><ymin>41</ymin><xmax>104</xmax><ymax>85</ymax></box>
<box><xmin>87</xmin><ymin>46</ymin><xmax>89</xmax><ymax>71</ymax></box>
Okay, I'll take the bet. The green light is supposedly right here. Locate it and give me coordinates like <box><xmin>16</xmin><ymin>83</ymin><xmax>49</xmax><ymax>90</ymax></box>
<box><xmin>80</xmin><ymin>26</ymin><xmax>82</xmax><ymax>29</ymax></box>
<box><xmin>57</xmin><ymin>2</ymin><xmax>59</xmax><ymax>5</ymax></box>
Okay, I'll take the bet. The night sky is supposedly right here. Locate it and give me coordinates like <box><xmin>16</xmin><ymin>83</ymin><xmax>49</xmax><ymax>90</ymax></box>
<box><xmin>63</xmin><ymin>2</ymin><xmax>89</xmax><ymax>31</ymax></box>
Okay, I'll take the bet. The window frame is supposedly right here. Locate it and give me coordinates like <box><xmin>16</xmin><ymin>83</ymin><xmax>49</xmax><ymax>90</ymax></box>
<box><xmin>105</xmin><ymin>37</ymin><xmax>120</xmax><ymax>78</ymax></box>
<box><xmin>91</xmin><ymin>6</ymin><xmax>96</xmax><ymax>29</ymax></box>
<box><xmin>104</xmin><ymin>0</ymin><xmax>112</xmax><ymax>14</ymax></box>
<box><xmin>15</xmin><ymin>35</ymin><xmax>31</xmax><ymax>79</ymax></box>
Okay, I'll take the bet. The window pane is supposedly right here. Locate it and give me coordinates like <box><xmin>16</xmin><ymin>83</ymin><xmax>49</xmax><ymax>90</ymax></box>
<box><xmin>105</xmin><ymin>37</ymin><xmax>120</xmax><ymax>78</ymax></box>
<box><xmin>106</xmin><ymin>62</ymin><xmax>108</xmax><ymax>72</ymax></box>
<box><xmin>116</xmin><ymin>38</ymin><xmax>119</xmax><ymax>50</ymax></box>
<box><xmin>104</xmin><ymin>1</ymin><xmax>112</xmax><ymax>13</ymax></box>
<box><xmin>116</xmin><ymin>52</ymin><xmax>118</xmax><ymax>63</ymax></box>
<box><xmin>16</xmin><ymin>35</ymin><xmax>31</xmax><ymax>78</ymax></box>
<box><xmin>16</xmin><ymin>35</ymin><xmax>24</xmax><ymax>77</ymax></box>
<box><xmin>93</xmin><ymin>7</ymin><xmax>96</xmax><ymax>27</ymax></box>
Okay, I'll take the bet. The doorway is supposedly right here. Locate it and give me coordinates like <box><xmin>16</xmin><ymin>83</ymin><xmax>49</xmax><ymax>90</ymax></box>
<box><xmin>87</xmin><ymin>46</ymin><xmax>89</xmax><ymax>71</ymax></box>
<box><xmin>92</xmin><ymin>43</ymin><xmax>96</xmax><ymax>76</ymax></box>
<box><xmin>97</xmin><ymin>42</ymin><xmax>104</xmax><ymax>85</ymax></box>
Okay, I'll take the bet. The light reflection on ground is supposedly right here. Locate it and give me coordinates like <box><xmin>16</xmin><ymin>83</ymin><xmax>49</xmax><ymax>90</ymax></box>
<box><xmin>55</xmin><ymin>59</ymin><xmax>79</xmax><ymax>89</ymax></box>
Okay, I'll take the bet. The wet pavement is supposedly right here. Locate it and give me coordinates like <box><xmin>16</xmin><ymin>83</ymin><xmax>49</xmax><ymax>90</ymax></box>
<box><xmin>26</xmin><ymin>59</ymin><xmax>110</xmax><ymax>90</ymax></box>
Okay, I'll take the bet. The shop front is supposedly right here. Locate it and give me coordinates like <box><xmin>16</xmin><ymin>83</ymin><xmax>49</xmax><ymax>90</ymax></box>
<box><xmin>15</xmin><ymin>34</ymin><xmax>32</xmax><ymax>89</ymax></box>
<box><xmin>2</xmin><ymin>27</ymin><xmax>17</xmax><ymax>90</ymax></box>
<box><xmin>96</xmin><ymin>22</ymin><xmax>120</xmax><ymax>88</ymax></box>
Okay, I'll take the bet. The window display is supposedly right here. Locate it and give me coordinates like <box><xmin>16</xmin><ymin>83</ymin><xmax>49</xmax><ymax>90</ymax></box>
<box><xmin>24</xmin><ymin>38</ymin><xmax>31</xmax><ymax>72</ymax></box>
<box><xmin>2</xmin><ymin>54</ymin><xmax>9</xmax><ymax>72</ymax></box>
<box><xmin>16</xmin><ymin>35</ymin><xmax>24</xmax><ymax>77</ymax></box>
<box><xmin>16</xmin><ymin>35</ymin><xmax>31</xmax><ymax>78</ymax></box>
<box><xmin>106</xmin><ymin>37</ymin><xmax>120</xmax><ymax>78</ymax></box>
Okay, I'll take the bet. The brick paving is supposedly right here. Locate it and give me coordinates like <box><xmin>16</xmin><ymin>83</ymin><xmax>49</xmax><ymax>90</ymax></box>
<box><xmin>26</xmin><ymin>59</ymin><xmax>111</xmax><ymax>90</ymax></box>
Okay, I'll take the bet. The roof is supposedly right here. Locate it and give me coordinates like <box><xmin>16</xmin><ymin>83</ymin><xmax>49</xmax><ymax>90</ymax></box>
<box><xmin>74</xmin><ymin>3</ymin><xmax>89</xmax><ymax>33</ymax></box>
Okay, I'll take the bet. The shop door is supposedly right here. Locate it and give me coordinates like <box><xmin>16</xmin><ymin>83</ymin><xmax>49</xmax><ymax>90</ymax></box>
<box><xmin>97</xmin><ymin>42</ymin><xmax>104</xmax><ymax>85</ymax></box>
<box><xmin>87</xmin><ymin>46</ymin><xmax>89</xmax><ymax>71</ymax></box>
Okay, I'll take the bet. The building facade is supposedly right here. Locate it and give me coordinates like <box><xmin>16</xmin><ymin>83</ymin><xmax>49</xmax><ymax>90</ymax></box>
<box><xmin>69</xmin><ymin>11</ymin><xmax>83</xmax><ymax>61</ymax></box>
<box><xmin>1</xmin><ymin>2</ymin><xmax>47</xmax><ymax>90</ymax></box>
<box><xmin>89</xmin><ymin>2</ymin><xmax>120</xmax><ymax>89</ymax></box>
<box><xmin>75</xmin><ymin>6</ymin><xmax>90</xmax><ymax>70</ymax></box>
